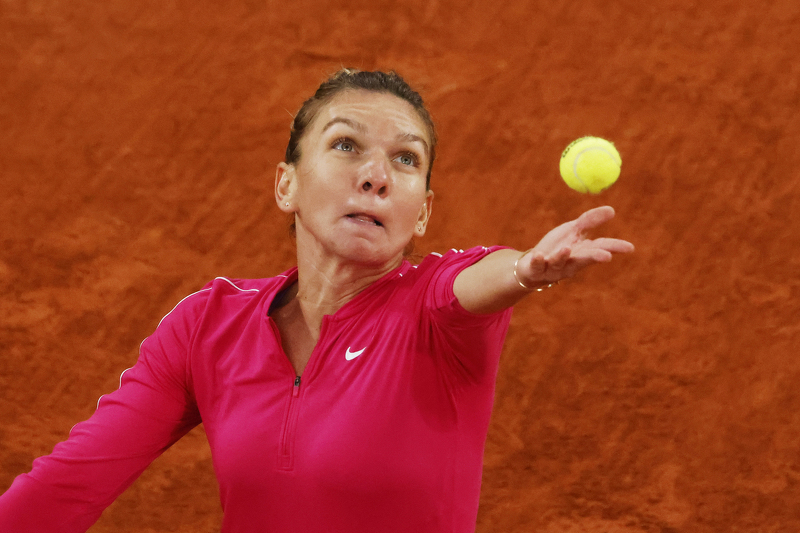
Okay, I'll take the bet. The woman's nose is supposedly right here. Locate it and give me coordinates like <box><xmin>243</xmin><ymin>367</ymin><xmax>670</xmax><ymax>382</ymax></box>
<box><xmin>359</xmin><ymin>157</ymin><xmax>389</xmax><ymax>196</ymax></box>
<box><xmin>361</xmin><ymin>181</ymin><xmax>387</xmax><ymax>195</ymax></box>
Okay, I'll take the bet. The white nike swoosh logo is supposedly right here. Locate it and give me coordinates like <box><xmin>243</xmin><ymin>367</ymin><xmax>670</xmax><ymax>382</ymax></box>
<box><xmin>345</xmin><ymin>347</ymin><xmax>366</xmax><ymax>361</ymax></box>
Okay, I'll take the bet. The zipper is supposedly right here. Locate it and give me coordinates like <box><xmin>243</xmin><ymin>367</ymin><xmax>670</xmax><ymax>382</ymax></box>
<box><xmin>278</xmin><ymin>375</ymin><xmax>302</xmax><ymax>470</ymax></box>
<box><xmin>274</xmin><ymin>315</ymin><xmax>331</xmax><ymax>472</ymax></box>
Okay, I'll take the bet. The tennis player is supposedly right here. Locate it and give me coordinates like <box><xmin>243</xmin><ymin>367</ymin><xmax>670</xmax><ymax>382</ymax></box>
<box><xmin>0</xmin><ymin>69</ymin><xmax>633</xmax><ymax>532</ymax></box>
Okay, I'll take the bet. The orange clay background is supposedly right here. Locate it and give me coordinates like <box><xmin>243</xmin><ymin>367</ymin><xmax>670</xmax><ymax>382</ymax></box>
<box><xmin>1</xmin><ymin>1</ymin><xmax>799</xmax><ymax>531</ymax></box>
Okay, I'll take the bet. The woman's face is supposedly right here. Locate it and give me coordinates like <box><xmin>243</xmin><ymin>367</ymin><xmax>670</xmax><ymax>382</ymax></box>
<box><xmin>276</xmin><ymin>89</ymin><xmax>434</xmax><ymax>267</ymax></box>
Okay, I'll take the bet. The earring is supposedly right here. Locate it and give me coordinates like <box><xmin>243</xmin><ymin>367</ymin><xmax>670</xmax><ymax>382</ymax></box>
<box><xmin>285</xmin><ymin>203</ymin><xmax>290</xmax><ymax>207</ymax></box>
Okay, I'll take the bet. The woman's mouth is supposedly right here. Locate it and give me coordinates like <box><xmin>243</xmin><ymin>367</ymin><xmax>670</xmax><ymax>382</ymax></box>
<box><xmin>346</xmin><ymin>213</ymin><xmax>383</xmax><ymax>227</ymax></box>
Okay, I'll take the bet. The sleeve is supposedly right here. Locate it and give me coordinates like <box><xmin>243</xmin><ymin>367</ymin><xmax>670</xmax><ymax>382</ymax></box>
<box><xmin>0</xmin><ymin>289</ymin><xmax>208</xmax><ymax>533</ymax></box>
<box><xmin>424</xmin><ymin>246</ymin><xmax>514</xmax><ymax>382</ymax></box>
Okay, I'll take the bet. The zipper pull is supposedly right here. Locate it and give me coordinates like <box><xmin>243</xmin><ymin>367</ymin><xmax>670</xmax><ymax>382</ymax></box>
<box><xmin>293</xmin><ymin>375</ymin><xmax>301</xmax><ymax>397</ymax></box>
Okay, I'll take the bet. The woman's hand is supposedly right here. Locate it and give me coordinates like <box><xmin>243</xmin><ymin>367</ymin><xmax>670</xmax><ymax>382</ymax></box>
<box><xmin>454</xmin><ymin>205</ymin><xmax>633</xmax><ymax>314</ymax></box>
<box><xmin>515</xmin><ymin>206</ymin><xmax>634</xmax><ymax>289</ymax></box>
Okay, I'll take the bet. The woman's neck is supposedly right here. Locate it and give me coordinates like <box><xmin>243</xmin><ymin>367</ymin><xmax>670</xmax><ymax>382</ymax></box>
<box><xmin>293</xmin><ymin>248</ymin><xmax>401</xmax><ymax>321</ymax></box>
<box><xmin>270</xmin><ymin>238</ymin><xmax>405</xmax><ymax>375</ymax></box>
<box><xmin>269</xmin><ymin>248</ymin><xmax>401</xmax><ymax>376</ymax></box>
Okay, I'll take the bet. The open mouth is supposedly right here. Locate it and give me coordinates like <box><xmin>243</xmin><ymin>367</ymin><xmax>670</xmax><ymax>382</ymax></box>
<box><xmin>346</xmin><ymin>213</ymin><xmax>383</xmax><ymax>227</ymax></box>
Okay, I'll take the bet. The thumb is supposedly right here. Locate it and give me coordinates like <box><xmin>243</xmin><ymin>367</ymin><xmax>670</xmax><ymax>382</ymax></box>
<box><xmin>525</xmin><ymin>251</ymin><xmax>547</xmax><ymax>279</ymax></box>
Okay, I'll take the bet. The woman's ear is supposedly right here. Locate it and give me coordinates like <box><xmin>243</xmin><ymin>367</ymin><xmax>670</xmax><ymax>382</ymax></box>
<box><xmin>414</xmin><ymin>190</ymin><xmax>434</xmax><ymax>237</ymax></box>
<box><xmin>275</xmin><ymin>162</ymin><xmax>296</xmax><ymax>213</ymax></box>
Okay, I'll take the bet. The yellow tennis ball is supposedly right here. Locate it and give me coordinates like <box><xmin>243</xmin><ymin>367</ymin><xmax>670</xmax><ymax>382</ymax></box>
<box><xmin>559</xmin><ymin>136</ymin><xmax>622</xmax><ymax>194</ymax></box>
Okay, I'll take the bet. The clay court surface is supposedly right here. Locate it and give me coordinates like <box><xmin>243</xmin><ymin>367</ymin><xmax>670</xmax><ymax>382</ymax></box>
<box><xmin>2</xmin><ymin>0</ymin><xmax>799</xmax><ymax>531</ymax></box>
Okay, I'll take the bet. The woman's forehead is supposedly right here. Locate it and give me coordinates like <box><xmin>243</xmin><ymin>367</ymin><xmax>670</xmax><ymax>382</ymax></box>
<box><xmin>310</xmin><ymin>90</ymin><xmax>430</xmax><ymax>142</ymax></box>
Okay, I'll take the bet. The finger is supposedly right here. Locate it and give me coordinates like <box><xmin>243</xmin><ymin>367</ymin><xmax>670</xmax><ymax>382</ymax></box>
<box><xmin>588</xmin><ymin>249</ymin><xmax>613</xmax><ymax>262</ymax></box>
<box><xmin>527</xmin><ymin>251</ymin><xmax>547</xmax><ymax>277</ymax></box>
<box><xmin>545</xmin><ymin>246</ymin><xmax>572</xmax><ymax>270</ymax></box>
<box><xmin>563</xmin><ymin>249</ymin><xmax>613</xmax><ymax>269</ymax></box>
<box><xmin>588</xmin><ymin>237</ymin><xmax>635</xmax><ymax>253</ymax></box>
<box><xmin>575</xmin><ymin>205</ymin><xmax>615</xmax><ymax>232</ymax></box>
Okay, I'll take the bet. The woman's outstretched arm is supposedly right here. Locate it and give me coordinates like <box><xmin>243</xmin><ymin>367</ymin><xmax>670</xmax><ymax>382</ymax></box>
<box><xmin>453</xmin><ymin>206</ymin><xmax>634</xmax><ymax>314</ymax></box>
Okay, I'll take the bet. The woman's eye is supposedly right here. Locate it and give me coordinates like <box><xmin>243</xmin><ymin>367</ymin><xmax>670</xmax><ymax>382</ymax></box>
<box><xmin>333</xmin><ymin>139</ymin><xmax>355</xmax><ymax>152</ymax></box>
<box><xmin>396</xmin><ymin>153</ymin><xmax>417</xmax><ymax>166</ymax></box>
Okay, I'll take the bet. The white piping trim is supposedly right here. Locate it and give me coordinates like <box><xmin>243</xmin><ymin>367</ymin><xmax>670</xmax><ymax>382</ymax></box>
<box><xmin>213</xmin><ymin>276</ymin><xmax>261</xmax><ymax>293</ymax></box>
<box><xmin>73</xmin><ymin>368</ymin><xmax>135</xmax><ymax>437</ymax></box>
<box><xmin>71</xmin><ymin>278</ymin><xmax>262</xmax><ymax>437</ymax></box>
<box><xmin>156</xmin><ymin>287</ymin><xmax>212</xmax><ymax>328</ymax></box>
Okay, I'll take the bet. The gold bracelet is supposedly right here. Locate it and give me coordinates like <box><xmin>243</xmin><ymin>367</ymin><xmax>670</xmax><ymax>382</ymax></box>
<box><xmin>513</xmin><ymin>255</ymin><xmax>559</xmax><ymax>292</ymax></box>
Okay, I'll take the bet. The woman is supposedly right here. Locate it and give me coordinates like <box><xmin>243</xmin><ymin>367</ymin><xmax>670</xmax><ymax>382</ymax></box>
<box><xmin>0</xmin><ymin>69</ymin><xmax>633</xmax><ymax>532</ymax></box>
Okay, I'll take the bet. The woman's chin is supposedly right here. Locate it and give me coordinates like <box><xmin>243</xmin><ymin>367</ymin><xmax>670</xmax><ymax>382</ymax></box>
<box><xmin>297</xmin><ymin>226</ymin><xmax>408</xmax><ymax>268</ymax></box>
<box><xmin>330</xmin><ymin>240</ymin><xmax>404</xmax><ymax>268</ymax></box>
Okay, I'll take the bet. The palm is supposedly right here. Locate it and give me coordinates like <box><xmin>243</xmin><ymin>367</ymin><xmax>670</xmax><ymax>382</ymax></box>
<box><xmin>519</xmin><ymin>206</ymin><xmax>634</xmax><ymax>285</ymax></box>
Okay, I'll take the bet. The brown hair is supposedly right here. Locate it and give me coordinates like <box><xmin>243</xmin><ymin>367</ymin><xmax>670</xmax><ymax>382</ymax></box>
<box><xmin>285</xmin><ymin>68</ymin><xmax>437</xmax><ymax>189</ymax></box>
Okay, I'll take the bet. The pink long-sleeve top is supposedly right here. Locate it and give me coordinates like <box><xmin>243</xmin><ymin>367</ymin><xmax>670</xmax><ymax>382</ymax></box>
<box><xmin>0</xmin><ymin>246</ymin><xmax>513</xmax><ymax>532</ymax></box>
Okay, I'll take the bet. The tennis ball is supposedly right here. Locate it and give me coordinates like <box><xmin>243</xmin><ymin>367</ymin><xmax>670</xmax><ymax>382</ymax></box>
<box><xmin>559</xmin><ymin>136</ymin><xmax>622</xmax><ymax>194</ymax></box>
